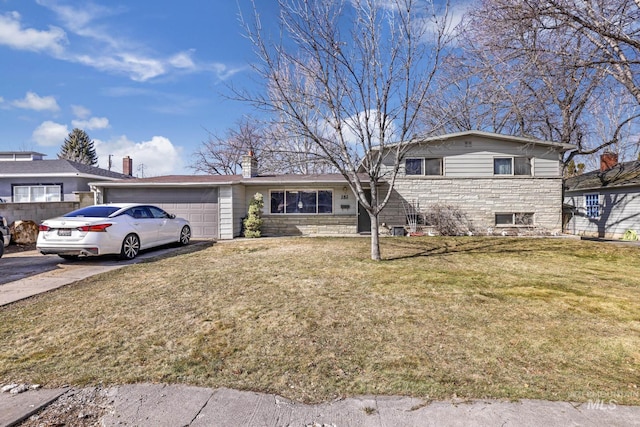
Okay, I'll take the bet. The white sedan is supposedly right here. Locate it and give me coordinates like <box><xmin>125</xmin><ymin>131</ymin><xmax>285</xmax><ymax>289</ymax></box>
<box><xmin>36</xmin><ymin>203</ymin><xmax>191</xmax><ymax>260</ymax></box>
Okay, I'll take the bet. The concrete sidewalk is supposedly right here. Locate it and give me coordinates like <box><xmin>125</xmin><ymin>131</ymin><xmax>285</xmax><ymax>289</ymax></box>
<box><xmin>2</xmin><ymin>384</ymin><xmax>639</xmax><ymax>427</ymax></box>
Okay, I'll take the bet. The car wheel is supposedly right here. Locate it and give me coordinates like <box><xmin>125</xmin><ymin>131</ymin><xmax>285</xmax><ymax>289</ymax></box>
<box><xmin>120</xmin><ymin>233</ymin><xmax>140</xmax><ymax>260</ymax></box>
<box><xmin>58</xmin><ymin>254</ymin><xmax>79</xmax><ymax>260</ymax></box>
<box><xmin>0</xmin><ymin>238</ymin><xmax>3</xmax><ymax>259</ymax></box>
<box><xmin>179</xmin><ymin>225</ymin><xmax>191</xmax><ymax>245</ymax></box>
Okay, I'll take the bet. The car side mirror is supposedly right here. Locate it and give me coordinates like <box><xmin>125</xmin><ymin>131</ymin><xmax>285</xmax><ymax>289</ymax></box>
<box><xmin>168</xmin><ymin>213</ymin><xmax>176</xmax><ymax>219</ymax></box>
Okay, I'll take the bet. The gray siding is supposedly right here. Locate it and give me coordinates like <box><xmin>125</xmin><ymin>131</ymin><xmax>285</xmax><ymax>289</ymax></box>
<box><xmin>218</xmin><ymin>186</ymin><xmax>241</xmax><ymax>239</ymax></box>
<box><xmin>565</xmin><ymin>188</ymin><xmax>640</xmax><ymax>238</ymax></box>
<box><xmin>0</xmin><ymin>177</ymin><xmax>100</xmax><ymax>201</ymax></box>
<box><xmin>386</xmin><ymin>135</ymin><xmax>563</xmax><ymax>178</ymax></box>
<box><xmin>232</xmin><ymin>184</ymin><xmax>246</xmax><ymax>238</ymax></box>
<box><xmin>104</xmin><ymin>187</ymin><xmax>219</xmax><ymax>239</ymax></box>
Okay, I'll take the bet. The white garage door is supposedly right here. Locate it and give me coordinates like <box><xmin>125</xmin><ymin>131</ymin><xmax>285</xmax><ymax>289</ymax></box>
<box><xmin>104</xmin><ymin>187</ymin><xmax>219</xmax><ymax>239</ymax></box>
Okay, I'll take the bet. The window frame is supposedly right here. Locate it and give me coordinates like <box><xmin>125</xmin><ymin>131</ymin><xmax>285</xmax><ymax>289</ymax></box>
<box><xmin>424</xmin><ymin>158</ymin><xmax>443</xmax><ymax>176</ymax></box>
<box><xmin>405</xmin><ymin>157</ymin><xmax>443</xmax><ymax>176</ymax></box>
<box><xmin>405</xmin><ymin>158</ymin><xmax>423</xmax><ymax>175</ymax></box>
<box><xmin>12</xmin><ymin>183</ymin><xmax>62</xmax><ymax>202</ymax></box>
<box><xmin>584</xmin><ymin>193</ymin><xmax>600</xmax><ymax>218</ymax></box>
<box><xmin>269</xmin><ymin>189</ymin><xmax>334</xmax><ymax>215</ymax></box>
<box><xmin>493</xmin><ymin>157</ymin><xmax>532</xmax><ymax>176</ymax></box>
<box><xmin>495</xmin><ymin>212</ymin><xmax>535</xmax><ymax>227</ymax></box>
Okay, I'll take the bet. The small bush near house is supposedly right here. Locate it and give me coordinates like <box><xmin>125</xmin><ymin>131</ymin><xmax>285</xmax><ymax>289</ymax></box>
<box><xmin>423</xmin><ymin>204</ymin><xmax>473</xmax><ymax>236</ymax></box>
<box><xmin>243</xmin><ymin>193</ymin><xmax>264</xmax><ymax>238</ymax></box>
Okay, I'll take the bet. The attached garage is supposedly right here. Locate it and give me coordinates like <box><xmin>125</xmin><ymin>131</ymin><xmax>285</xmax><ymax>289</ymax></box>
<box><xmin>103</xmin><ymin>187</ymin><xmax>219</xmax><ymax>239</ymax></box>
<box><xmin>91</xmin><ymin>176</ymin><xmax>246</xmax><ymax>240</ymax></box>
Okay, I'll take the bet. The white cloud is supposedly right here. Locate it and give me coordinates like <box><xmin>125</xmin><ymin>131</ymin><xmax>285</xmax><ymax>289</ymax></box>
<box><xmin>74</xmin><ymin>52</ymin><xmax>167</xmax><ymax>82</ymax></box>
<box><xmin>95</xmin><ymin>135</ymin><xmax>184</xmax><ymax>176</ymax></box>
<box><xmin>2</xmin><ymin>4</ymin><xmax>241</xmax><ymax>83</ymax></box>
<box><xmin>0</xmin><ymin>11</ymin><xmax>67</xmax><ymax>54</ymax></box>
<box><xmin>32</xmin><ymin>120</ymin><xmax>69</xmax><ymax>147</ymax></box>
<box><xmin>169</xmin><ymin>51</ymin><xmax>196</xmax><ymax>70</ymax></box>
<box><xmin>71</xmin><ymin>104</ymin><xmax>91</xmax><ymax>119</ymax></box>
<box><xmin>71</xmin><ymin>117</ymin><xmax>110</xmax><ymax>130</ymax></box>
<box><xmin>12</xmin><ymin>91</ymin><xmax>60</xmax><ymax>112</ymax></box>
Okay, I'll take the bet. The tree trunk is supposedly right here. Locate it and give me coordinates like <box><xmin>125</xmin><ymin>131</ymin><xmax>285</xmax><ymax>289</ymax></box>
<box><xmin>369</xmin><ymin>211</ymin><xmax>381</xmax><ymax>261</ymax></box>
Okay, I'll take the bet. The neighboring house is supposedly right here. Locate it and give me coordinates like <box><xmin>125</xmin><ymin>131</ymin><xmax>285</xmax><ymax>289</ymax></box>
<box><xmin>564</xmin><ymin>153</ymin><xmax>640</xmax><ymax>239</ymax></box>
<box><xmin>0</xmin><ymin>151</ymin><xmax>132</xmax><ymax>202</ymax></box>
<box><xmin>91</xmin><ymin>131</ymin><xmax>573</xmax><ymax>239</ymax></box>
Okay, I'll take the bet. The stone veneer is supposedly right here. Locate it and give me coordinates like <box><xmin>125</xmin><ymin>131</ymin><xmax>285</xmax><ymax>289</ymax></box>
<box><xmin>261</xmin><ymin>215</ymin><xmax>357</xmax><ymax>236</ymax></box>
<box><xmin>378</xmin><ymin>177</ymin><xmax>563</xmax><ymax>233</ymax></box>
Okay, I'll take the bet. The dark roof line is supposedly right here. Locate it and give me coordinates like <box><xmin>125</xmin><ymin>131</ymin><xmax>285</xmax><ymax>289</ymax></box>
<box><xmin>0</xmin><ymin>159</ymin><xmax>131</xmax><ymax>179</ymax></box>
<box><xmin>565</xmin><ymin>160</ymin><xmax>640</xmax><ymax>192</ymax></box>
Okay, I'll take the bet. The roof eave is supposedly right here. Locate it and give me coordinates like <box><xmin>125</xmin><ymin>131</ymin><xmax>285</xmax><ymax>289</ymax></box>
<box><xmin>381</xmin><ymin>130</ymin><xmax>576</xmax><ymax>151</ymax></box>
<box><xmin>90</xmin><ymin>180</ymin><xmax>240</xmax><ymax>187</ymax></box>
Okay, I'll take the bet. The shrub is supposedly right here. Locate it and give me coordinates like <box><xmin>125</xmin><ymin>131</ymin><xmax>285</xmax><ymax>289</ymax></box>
<box><xmin>423</xmin><ymin>204</ymin><xmax>473</xmax><ymax>236</ymax></box>
<box><xmin>243</xmin><ymin>193</ymin><xmax>264</xmax><ymax>238</ymax></box>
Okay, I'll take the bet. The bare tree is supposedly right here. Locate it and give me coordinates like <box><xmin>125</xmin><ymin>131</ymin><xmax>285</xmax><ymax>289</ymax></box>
<box><xmin>240</xmin><ymin>0</ymin><xmax>453</xmax><ymax>260</ymax></box>
<box><xmin>191</xmin><ymin>117</ymin><xmax>265</xmax><ymax>175</ymax></box>
<box><xmin>191</xmin><ymin>115</ymin><xmax>335</xmax><ymax>175</ymax></box>
<box><xmin>534</xmin><ymin>0</ymin><xmax>640</xmax><ymax>104</ymax></box>
<box><xmin>447</xmin><ymin>0</ymin><xmax>640</xmax><ymax>169</ymax></box>
<box><xmin>260</xmin><ymin>121</ymin><xmax>337</xmax><ymax>174</ymax></box>
<box><xmin>585</xmin><ymin>85</ymin><xmax>640</xmax><ymax>169</ymax></box>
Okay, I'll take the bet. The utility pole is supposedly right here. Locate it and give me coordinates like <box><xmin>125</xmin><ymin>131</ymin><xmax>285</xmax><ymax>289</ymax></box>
<box><xmin>137</xmin><ymin>163</ymin><xmax>145</xmax><ymax>178</ymax></box>
<box><xmin>108</xmin><ymin>154</ymin><xmax>113</xmax><ymax>171</ymax></box>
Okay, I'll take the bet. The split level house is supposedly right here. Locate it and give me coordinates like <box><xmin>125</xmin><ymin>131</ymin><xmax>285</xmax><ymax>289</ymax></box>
<box><xmin>564</xmin><ymin>152</ymin><xmax>640</xmax><ymax>239</ymax></box>
<box><xmin>90</xmin><ymin>131</ymin><xmax>574</xmax><ymax>240</ymax></box>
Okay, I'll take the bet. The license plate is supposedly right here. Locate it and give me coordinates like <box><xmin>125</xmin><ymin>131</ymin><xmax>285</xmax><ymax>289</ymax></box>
<box><xmin>57</xmin><ymin>229</ymin><xmax>72</xmax><ymax>236</ymax></box>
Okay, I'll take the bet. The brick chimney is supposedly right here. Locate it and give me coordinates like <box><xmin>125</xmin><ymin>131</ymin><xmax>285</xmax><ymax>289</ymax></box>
<box><xmin>600</xmin><ymin>151</ymin><xmax>618</xmax><ymax>171</ymax></box>
<box><xmin>241</xmin><ymin>150</ymin><xmax>258</xmax><ymax>178</ymax></box>
<box><xmin>123</xmin><ymin>156</ymin><xmax>133</xmax><ymax>176</ymax></box>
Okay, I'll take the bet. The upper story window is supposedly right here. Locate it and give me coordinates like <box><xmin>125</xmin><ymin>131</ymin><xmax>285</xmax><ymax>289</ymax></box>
<box><xmin>585</xmin><ymin>193</ymin><xmax>600</xmax><ymax>218</ymax></box>
<box><xmin>405</xmin><ymin>158</ymin><xmax>443</xmax><ymax>176</ymax></box>
<box><xmin>270</xmin><ymin>190</ymin><xmax>333</xmax><ymax>214</ymax></box>
<box><xmin>494</xmin><ymin>157</ymin><xmax>531</xmax><ymax>176</ymax></box>
<box><xmin>13</xmin><ymin>184</ymin><xmax>62</xmax><ymax>202</ymax></box>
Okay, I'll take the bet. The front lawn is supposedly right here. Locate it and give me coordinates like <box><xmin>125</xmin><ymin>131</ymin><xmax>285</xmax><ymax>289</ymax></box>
<box><xmin>0</xmin><ymin>237</ymin><xmax>638</xmax><ymax>404</ymax></box>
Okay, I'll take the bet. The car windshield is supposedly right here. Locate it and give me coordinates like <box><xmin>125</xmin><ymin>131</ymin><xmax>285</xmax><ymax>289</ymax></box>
<box><xmin>63</xmin><ymin>206</ymin><xmax>122</xmax><ymax>218</ymax></box>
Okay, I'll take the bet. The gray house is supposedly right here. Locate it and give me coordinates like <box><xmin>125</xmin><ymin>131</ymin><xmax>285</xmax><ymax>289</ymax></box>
<box><xmin>91</xmin><ymin>131</ymin><xmax>573</xmax><ymax>240</ymax></box>
<box><xmin>564</xmin><ymin>154</ymin><xmax>640</xmax><ymax>239</ymax></box>
<box><xmin>0</xmin><ymin>151</ymin><xmax>132</xmax><ymax>203</ymax></box>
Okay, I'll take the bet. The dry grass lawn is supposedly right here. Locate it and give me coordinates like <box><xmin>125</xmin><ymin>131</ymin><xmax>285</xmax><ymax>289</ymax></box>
<box><xmin>0</xmin><ymin>237</ymin><xmax>639</xmax><ymax>404</ymax></box>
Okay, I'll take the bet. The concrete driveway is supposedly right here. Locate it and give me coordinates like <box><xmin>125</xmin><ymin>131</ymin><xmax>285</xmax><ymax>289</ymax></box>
<box><xmin>0</xmin><ymin>241</ymin><xmax>212</xmax><ymax>306</ymax></box>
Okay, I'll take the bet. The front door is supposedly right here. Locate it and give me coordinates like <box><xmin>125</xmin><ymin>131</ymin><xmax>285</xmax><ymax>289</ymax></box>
<box><xmin>357</xmin><ymin>189</ymin><xmax>372</xmax><ymax>234</ymax></box>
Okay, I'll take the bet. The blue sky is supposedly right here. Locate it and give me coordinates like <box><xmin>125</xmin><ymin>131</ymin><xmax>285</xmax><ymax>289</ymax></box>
<box><xmin>0</xmin><ymin>0</ymin><xmax>466</xmax><ymax>177</ymax></box>
<box><xmin>0</xmin><ymin>0</ymin><xmax>276</xmax><ymax>176</ymax></box>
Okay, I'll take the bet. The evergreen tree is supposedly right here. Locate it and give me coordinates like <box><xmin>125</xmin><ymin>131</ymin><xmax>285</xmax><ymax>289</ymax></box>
<box><xmin>243</xmin><ymin>193</ymin><xmax>264</xmax><ymax>238</ymax></box>
<box><xmin>58</xmin><ymin>128</ymin><xmax>98</xmax><ymax>166</ymax></box>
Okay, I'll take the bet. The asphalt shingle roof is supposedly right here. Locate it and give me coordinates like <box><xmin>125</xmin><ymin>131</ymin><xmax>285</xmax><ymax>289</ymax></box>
<box><xmin>0</xmin><ymin>159</ymin><xmax>132</xmax><ymax>179</ymax></box>
<box><xmin>565</xmin><ymin>160</ymin><xmax>640</xmax><ymax>192</ymax></box>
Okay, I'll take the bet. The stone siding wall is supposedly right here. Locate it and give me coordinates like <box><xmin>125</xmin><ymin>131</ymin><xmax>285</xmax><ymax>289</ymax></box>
<box><xmin>378</xmin><ymin>177</ymin><xmax>563</xmax><ymax>234</ymax></box>
<box><xmin>262</xmin><ymin>215</ymin><xmax>357</xmax><ymax>236</ymax></box>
